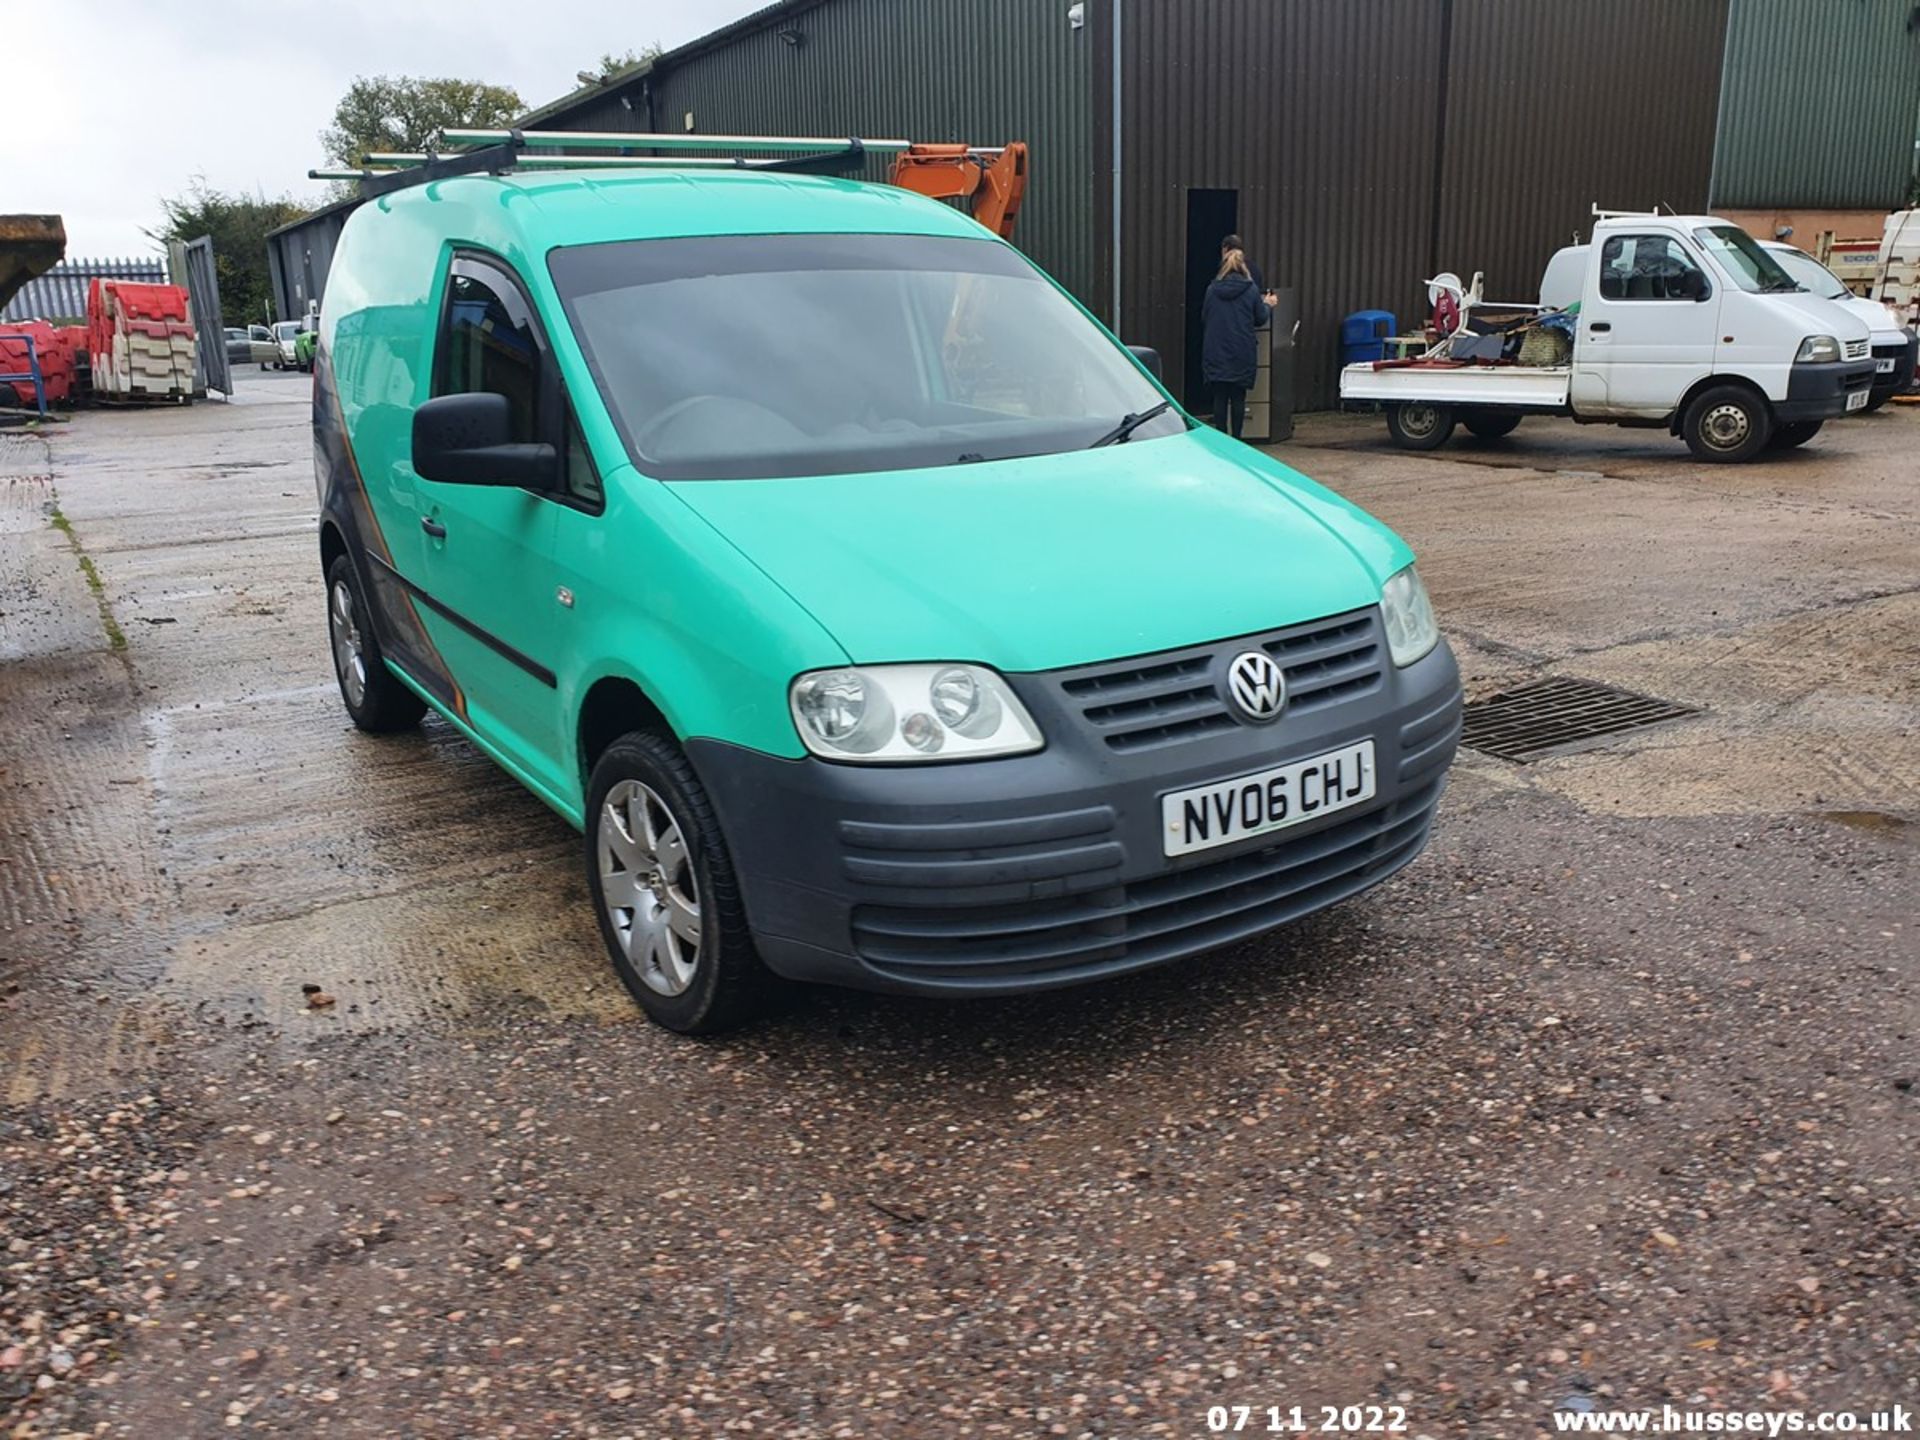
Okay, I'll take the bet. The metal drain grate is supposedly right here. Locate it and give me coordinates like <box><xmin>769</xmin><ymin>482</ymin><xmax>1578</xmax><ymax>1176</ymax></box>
<box><xmin>1460</xmin><ymin>677</ymin><xmax>1700</xmax><ymax>762</ymax></box>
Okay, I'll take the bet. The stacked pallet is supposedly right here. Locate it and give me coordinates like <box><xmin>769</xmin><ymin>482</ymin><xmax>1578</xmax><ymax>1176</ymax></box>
<box><xmin>88</xmin><ymin>278</ymin><xmax>196</xmax><ymax>400</ymax></box>
<box><xmin>0</xmin><ymin>319</ymin><xmax>79</xmax><ymax>405</ymax></box>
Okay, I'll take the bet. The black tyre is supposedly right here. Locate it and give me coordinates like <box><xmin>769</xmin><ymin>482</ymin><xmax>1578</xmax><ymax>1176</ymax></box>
<box><xmin>1462</xmin><ymin>410</ymin><xmax>1521</xmax><ymax>440</ymax></box>
<box><xmin>1385</xmin><ymin>402</ymin><xmax>1456</xmax><ymax>451</ymax></box>
<box><xmin>325</xmin><ymin>554</ymin><xmax>426</xmax><ymax>733</ymax></box>
<box><xmin>1862</xmin><ymin>391</ymin><xmax>1889</xmax><ymax>414</ymax></box>
<box><xmin>1768</xmin><ymin>420</ymin><xmax>1822</xmax><ymax>450</ymax></box>
<box><xmin>1681</xmin><ymin>385</ymin><xmax>1771</xmax><ymax>463</ymax></box>
<box><xmin>585</xmin><ymin>731</ymin><xmax>774</xmax><ymax>1034</ymax></box>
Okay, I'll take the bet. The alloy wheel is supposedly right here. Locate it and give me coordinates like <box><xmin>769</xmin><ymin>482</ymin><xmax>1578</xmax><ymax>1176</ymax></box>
<box><xmin>329</xmin><ymin>579</ymin><xmax>367</xmax><ymax>708</ymax></box>
<box><xmin>598</xmin><ymin>779</ymin><xmax>702</xmax><ymax>996</ymax></box>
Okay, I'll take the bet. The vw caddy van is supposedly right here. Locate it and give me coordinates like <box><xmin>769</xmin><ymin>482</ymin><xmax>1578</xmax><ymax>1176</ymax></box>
<box><xmin>316</xmin><ymin>165</ymin><xmax>1462</xmax><ymax>1032</ymax></box>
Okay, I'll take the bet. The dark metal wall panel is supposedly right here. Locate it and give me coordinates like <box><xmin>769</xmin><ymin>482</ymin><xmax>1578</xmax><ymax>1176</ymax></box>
<box><xmin>1432</xmin><ymin>0</ymin><xmax>1728</xmax><ymax>312</ymax></box>
<box><xmin>1112</xmin><ymin>0</ymin><xmax>1448</xmax><ymax>409</ymax></box>
<box><xmin>543</xmin><ymin>0</ymin><xmax>1098</xmax><ymax>307</ymax></box>
<box><xmin>266</xmin><ymin>204</ymin><xmax>352</xmax><ymax>322</ymax></box>
<box><xmin>1713</xmin><ymin>0</ymin><xmax>1920</xmax><ymax>209</ymax></box>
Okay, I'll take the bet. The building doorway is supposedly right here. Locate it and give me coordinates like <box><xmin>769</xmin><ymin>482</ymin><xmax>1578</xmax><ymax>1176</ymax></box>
<box><xmin>1183</xmin><ymin>188</ymin><xmax>1238</xmax><ymax>412</ymax></box>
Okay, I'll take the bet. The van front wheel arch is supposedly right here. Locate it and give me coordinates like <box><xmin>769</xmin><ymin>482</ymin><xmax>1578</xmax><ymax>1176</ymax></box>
<box><xmin>1680</xmin><ymin>383</ymin><xmax>1772</xmax><ymax>463</ymax></box>
<box><xmin>585</xmin><ymin>730</ymin><xmax>777</xmax><ymax>1033</ymax></box>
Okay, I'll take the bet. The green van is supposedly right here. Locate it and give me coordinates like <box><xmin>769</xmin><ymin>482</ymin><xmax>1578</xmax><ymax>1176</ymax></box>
<box><xmin>316</xmin><ymin>165</ymin><xmax>1461</xmax><ymax>1032</ymax></box>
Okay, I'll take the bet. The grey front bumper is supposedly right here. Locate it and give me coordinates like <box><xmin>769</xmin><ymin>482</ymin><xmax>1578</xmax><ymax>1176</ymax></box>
<box><xmin>689</xmin><ymin>615</ymin><xmax>1463</xmax><ymax>997</ymax></box>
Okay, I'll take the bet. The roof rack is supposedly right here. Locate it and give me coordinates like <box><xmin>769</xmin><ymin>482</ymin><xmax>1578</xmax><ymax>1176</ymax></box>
<box><xmin>307</xmin><ymin>127</ymin><xmax>1005</xmax><ymax>198</ymax></box>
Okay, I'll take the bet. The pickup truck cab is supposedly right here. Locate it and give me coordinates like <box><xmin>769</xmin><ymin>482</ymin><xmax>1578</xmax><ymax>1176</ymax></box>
<box><xmin>315</xmin><ymin>165</ymin><xmax>1461</xmax><ymax>1032</ymax></box>
<box><xmin>1342</xmin><ymin>212</ymin><xmax>1877</xmax><ymax>461</ymax></box>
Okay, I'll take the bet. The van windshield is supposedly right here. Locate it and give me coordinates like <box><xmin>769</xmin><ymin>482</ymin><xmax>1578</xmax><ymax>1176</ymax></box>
<box><xmin>549</xmin><ymin>233</ymin><xmax>1183</xmax><ymax>481</ymax></box>
<box><xmin>1692</xmin><ymin>226</ymin><xmax>1798</xmax><ymax>294</ymax></box>
<box><xmin>1764</xmin><ymin>246</ymin><xmax>1850</xmax><ymax>302</ymax></box>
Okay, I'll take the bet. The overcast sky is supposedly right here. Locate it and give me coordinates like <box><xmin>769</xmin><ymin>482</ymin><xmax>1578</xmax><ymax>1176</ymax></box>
<box><xmin>16</xmin><ymin>0</ymin><xmax>763</xmax><ymax>259</ymax></box>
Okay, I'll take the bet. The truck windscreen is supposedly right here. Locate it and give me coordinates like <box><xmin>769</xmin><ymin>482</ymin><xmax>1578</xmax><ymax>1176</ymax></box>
<box><xmin>1693</xmin><ymin>227</ymin><xmax>1797</xmax><ymax>294</ymax></box>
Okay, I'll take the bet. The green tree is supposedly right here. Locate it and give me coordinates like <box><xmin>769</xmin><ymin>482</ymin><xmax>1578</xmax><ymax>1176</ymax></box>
<box><xmin>321</xmin><ymin>75</ymin><xmax>524</xmax><ymax>167</ymax></box>
<box><xmin>148</xmin><ymin>180</ymin><xmax>308</xmax><ymax>326</ymax></box>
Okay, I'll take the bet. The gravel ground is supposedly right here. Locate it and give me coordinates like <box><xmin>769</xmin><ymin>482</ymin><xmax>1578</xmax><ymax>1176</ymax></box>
<box><xmin>0</xmin><ymin>382</ymin><xmax>1914</xmax><ymax>1438</ymax></box>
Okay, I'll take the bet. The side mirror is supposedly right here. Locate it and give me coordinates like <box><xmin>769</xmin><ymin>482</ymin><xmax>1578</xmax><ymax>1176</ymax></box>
<box><xmin>412</xmin><ymin>393</ymin><xmax>557</xmax><ymax>488</ymax></box>
<box><xmin>1127</xmin><ymin>344</ymin><xmax>1163</xmax><ymax>379</ymax></box>
<box><xmin>1679</xmin><ymin>269</ymin><xmax>1711</xmax><ymax>302</ymax></box>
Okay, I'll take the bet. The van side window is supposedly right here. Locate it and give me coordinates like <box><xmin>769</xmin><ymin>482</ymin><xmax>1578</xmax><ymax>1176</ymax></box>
<box><xmin>436</xmin><ymin>271</ymin><xmax>540</xmax><ymax>440</ymax></box>
<box><xmin>564</xmin><ymin>408</ymin><xmax>601</xmax><ymax>507</ymax></box>
<box><xmin>1598</xmin><ymin>235</ymin><xmax>1706</xmax><ymax>302</ymax></box>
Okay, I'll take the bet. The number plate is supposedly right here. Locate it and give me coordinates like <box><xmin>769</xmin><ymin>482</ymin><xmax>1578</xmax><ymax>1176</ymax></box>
<box><xmin>1876</xmin><ymin>358</ymin><xmax>1897</xmax><ymax>374</ymax></box>
<box><xmin>1846</xmin><ymin>388</ymin><xmax>1870</xmax><ymax>412</ymax></box>
<box><xmin>1162</xmin><ymin>741</ymin><xmax>1376</xmax><ymax>858</ymax></box>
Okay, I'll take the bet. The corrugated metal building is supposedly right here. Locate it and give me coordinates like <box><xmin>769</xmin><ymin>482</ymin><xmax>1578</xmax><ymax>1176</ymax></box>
<box><xmin>270</xmin><ymin>0</ymin><xmax>1915</xmax><ymax>408</ymax></box>
<box><xmin>266</xmin><ymin>195</ymin><xmax>355</xmax><ymax>323</ymax></box>
<box><xmin>1711</xmin><ymin>0</ymin><xmax>1920</xmax><ymax>210</ymax></box>
<box><xmin>3</xmin><ymin>257</ymin><xmax>166</xmax><ymax>324</ymax></box>
<box><xmin>1100</xmin><ymin>0</ymin><xmax>1727</xmax><ymax>407</ymax></box>
<box><xmin>513</xmin><ymin>0</ymin><xmax>1729</xmax><ymax>407</ymax></box>
<box><xmin>524</xmin><ymin>0</ymin><xmax>1096</xmax><ymax>307</ymax></box>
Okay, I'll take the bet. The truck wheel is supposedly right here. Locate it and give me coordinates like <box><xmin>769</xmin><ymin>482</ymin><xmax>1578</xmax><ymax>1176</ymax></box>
<box><xmin>1681</xmin><ymin>385</ymin><xmax>1771</xmax><ymax>462</ymax></box>
<box><xmin>586</xmin><ymin>731</ymin><xmax>775</xmax><ymax>1035</ymax></box>
<box><xmin>326</xmin><ymin>555</ymin><xmax>426</xmax><ymax>732</ymax></box>
<box><xmin>1768</xmin><ymin>420</ymin><xmax>1822</xmax><ymax>450</ymax></box>
<box><xmin>1463</xmin><ymin>411</ymin><xmax>1521</xmax><ymax>440</ymax></box>
<box><xmin>1862</xmin><ymin>392</ymin><xmax>1888</xmax><ymax>414</ymax></box>
<box><xmin>1386</xmin><ymin>402</ymin><xmax>1455</xmax><ymax>451</ymax></box>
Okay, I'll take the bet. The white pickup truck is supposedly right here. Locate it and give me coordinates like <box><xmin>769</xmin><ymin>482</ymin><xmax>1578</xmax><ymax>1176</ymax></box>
<box><xmin>1340</xmin><ymin>212</ymin><xmax>1878</xmax><ymax>463</ymax></box>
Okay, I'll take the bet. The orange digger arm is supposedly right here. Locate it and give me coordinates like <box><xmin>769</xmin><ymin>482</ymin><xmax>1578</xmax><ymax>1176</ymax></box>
<box><xmin>887</xmin><ymin>143</ymin><xmax>1028</xmax><ymax>241</ymax></box>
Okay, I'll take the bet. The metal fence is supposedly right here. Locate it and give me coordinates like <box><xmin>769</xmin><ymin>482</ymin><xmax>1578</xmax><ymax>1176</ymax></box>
<box><xmin>1</xmin><ymin>256</ymin><xmax>166</xmax><ymax>323</ymax></box>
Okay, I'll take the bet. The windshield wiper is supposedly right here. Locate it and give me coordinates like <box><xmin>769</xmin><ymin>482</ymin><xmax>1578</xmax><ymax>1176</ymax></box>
<box><xmin>1088</xmin><ymin>400</ymin><xmax>1174</xmax><ymax>448</ymax></box>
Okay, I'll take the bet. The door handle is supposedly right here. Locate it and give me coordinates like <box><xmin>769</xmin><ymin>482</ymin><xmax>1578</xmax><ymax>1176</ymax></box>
<box><xmin>1589</xmin><ymin>322</ymin><xmax>1612</xmax><ymax>334</ymax></box>
<box><xmin>420</xmin><ymin>516</ymin><xmax>447</xmax><ymax>538</ymax></box>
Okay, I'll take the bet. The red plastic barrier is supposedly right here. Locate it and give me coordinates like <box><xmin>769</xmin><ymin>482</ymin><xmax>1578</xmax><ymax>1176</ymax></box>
<box><xmin>108</xmin><ymin>282</ymin><xmax>189</xmax><ymax>323</ymax></box>
<box><xmin>85</xmin><ymin>277</ymin><xmax>198</xmax><ymax>398</ymax></box>
<box><xmin>0</xmin><ymin>320</ymin><xmax>73</xmax><ymax>405</ymax></box>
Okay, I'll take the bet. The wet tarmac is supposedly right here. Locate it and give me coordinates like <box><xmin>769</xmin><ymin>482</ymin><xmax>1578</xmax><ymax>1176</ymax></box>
<box><xmin>2</xmin><ymin>374</ymin><xmax>1914</xmax><ymax>1437</ymax></box>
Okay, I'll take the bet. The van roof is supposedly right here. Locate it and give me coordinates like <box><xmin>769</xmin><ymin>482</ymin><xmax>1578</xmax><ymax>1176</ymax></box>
<box><xmin>374</xmin><ymin>167</ymin><xmax>996</xmax><ymax>248</ymax></box>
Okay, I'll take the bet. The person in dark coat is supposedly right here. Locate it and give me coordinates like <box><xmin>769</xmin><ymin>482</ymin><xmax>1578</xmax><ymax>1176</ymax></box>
<box><xmin>1201</xmin><ymin>249</ymin><xmax>1275</xmax><ymax>438</ymax></box>
<box><xmin>1220</xmin><ymin>233</ymin><xmax>1265</xmax><ymax>292</ymax></box>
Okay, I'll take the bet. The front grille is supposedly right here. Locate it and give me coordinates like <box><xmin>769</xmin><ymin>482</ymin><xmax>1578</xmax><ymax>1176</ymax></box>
<box><xmin>1844</xmin><ymin>338</ymin><xmax>1870</xmax><ymax>362</ymax></box>
<box><xmin>1056</xmin><ymin>610</ymin><xmax>1384</xmax><ymax>754</ymax></box>
<box><xmin>852</xmin><ymin>776</ymin><xmax>1442</xmax><ymax>983</ymax></box>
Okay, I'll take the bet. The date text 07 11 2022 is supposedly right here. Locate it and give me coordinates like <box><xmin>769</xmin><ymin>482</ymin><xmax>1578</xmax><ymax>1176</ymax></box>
<box><xmin>1207</xmin><ymin>1403</ymin><xmax>1409</xmax><ymax>1434</ymax></box>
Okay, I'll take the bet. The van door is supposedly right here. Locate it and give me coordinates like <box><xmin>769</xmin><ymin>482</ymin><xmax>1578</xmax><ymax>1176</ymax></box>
<box><xmin>1574</xmin><ymin>232</ymin><xmax>1719</xmax><ymax>417</ymax></box>
<box><xmin>411</xmin><ymin>255</ymin><xmax>566</xmax><ymax>795</ymax></box>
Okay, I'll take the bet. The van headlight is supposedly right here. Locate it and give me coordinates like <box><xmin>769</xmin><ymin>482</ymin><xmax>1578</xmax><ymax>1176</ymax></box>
<box><xmin>790</xmin><ymin>664</ymin><xmax>1043</xmax><ymax>763</ymax></box>
<box><xmin>1794</xmin><ymin>335</ymin><xmax>1840</xmax><ymax>364</ymax></box>
<box><xmin>1380</xmin><ymin>565</ymin><xmax>1439</xmax><ymax>667</ymax></box>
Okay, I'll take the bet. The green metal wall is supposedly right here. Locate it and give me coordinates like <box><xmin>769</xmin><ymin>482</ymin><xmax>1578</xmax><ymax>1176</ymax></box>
<box><xmin>1712</xmin><ymin>0</ymin><xmax>1920</xmax><ymax>209</ymax></box>
<box><xmin>552</xmin><ymin>0</ymin><xmax>1096</xmax><ymax>308</ymax></box>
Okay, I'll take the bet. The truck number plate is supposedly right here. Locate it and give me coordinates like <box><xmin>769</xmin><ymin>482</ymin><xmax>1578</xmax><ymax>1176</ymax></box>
<box><xmin>1875</xmin><ymin>358</ymin><xmax>1897</xmax><ymax>374</ymax></box>
<box><xmin>1846</xmin><ymin>388</ymin><xmax>1870</xmax><ymax>412</ymax></box>
<box><xmin>1162</xmin><ymin>741</ymin><xmax>1376</xmax><ymax>857</ymax></box>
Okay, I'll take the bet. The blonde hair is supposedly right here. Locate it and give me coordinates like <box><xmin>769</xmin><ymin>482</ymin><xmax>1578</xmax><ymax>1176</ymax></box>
<box><xmin>1215</xmin><ymin>248</ymin><xmax>1250</xmax><ymax>282</ymax></box>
